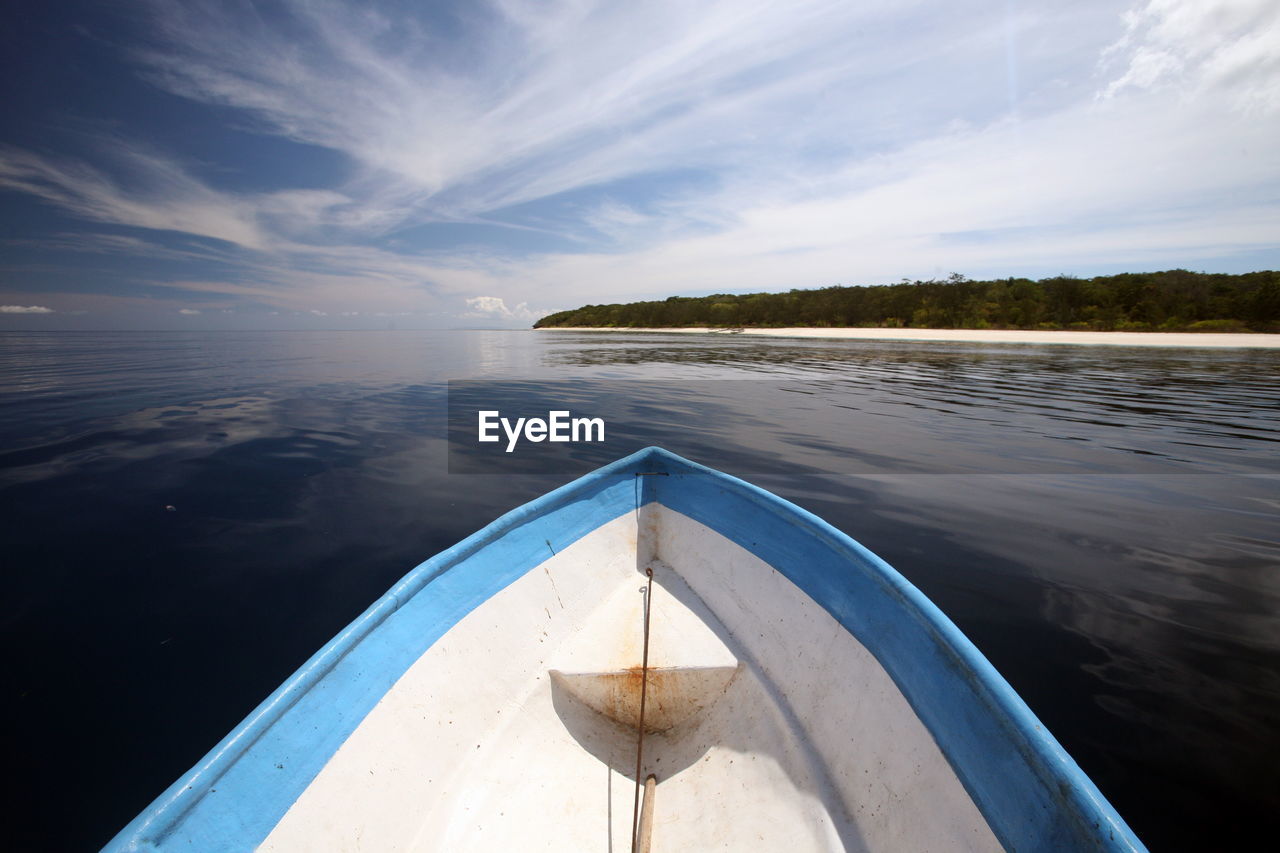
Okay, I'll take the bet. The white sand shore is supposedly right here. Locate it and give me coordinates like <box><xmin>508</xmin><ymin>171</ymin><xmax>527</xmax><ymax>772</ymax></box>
<box><xmin>538</xmin><ymin>326</ymin><xmax>1280</xmax><ymax>348</ymax></box>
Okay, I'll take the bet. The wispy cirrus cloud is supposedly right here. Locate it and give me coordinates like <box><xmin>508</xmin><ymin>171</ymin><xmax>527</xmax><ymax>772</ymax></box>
<box><xmin>4</xmin><ymin>232</ymin><xmax>233</xmax><ymax>263</ymax></box>
<box><xmin>136</xmin><ymin>0</ymin><xmax>930</xmax><ymax>215</ymax></box>
<box><xmin>0</xmin><ymin>143</ymin><xmax>268</xmax><ymax>249</ymax></box>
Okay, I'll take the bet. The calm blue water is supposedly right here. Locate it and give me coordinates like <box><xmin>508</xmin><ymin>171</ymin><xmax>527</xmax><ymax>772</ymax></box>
<box><xmin>2</xmin><ymin>330</ymin><xmax>1277</xmax><ymax>850</ymax></box>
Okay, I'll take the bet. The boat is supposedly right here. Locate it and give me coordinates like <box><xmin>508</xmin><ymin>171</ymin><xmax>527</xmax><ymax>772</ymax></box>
<box><xmin>106</xmin><ymin>446</ymin><xmax>1145</xmax><ymax>851</ymax></box>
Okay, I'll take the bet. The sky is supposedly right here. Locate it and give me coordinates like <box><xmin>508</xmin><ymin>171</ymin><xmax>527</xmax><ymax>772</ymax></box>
<box><xmin>1</xmin><ymin>0</ymin><xmax>1278</xmax><ymax>330</ymax></box>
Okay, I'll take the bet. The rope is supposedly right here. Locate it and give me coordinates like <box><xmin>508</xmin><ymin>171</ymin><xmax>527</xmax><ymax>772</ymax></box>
<box><xmin>629</xmin><ymin>470</ymin><xmax>665</xmax><ymax>851</ymax></box>
<box><xmin>630</xmin><ymin>566</ymin><xmax>654</xmax><ymax>853</ymax></box>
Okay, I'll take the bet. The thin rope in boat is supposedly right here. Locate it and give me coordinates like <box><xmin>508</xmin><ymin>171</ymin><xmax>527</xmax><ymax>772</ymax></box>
<box><xmin>630</xmin><ymin>470</ymin><xmax>666</xmax><ymax>851</ymax></box>
<box><xmin>630</xmin><ymin>565</ymin><xmax>654</xmax><ymax>853</ymax></box>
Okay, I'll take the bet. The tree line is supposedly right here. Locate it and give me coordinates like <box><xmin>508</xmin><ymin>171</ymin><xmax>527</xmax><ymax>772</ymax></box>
<box><xmin>533</xmin><ymin>270</ymin><xmax>1280</xmax><ymax>332</ymax></box>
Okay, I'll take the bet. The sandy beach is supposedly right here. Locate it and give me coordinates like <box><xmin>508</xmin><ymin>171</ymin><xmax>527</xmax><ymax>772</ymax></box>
<box><xmin>538</xmin><ymin>326</ymin><xmax>1280</xmax><ymax>348</ymax></box>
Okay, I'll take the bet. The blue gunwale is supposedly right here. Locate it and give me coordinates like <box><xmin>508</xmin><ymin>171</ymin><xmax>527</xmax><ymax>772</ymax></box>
<box><xmin>105</xmin><ymin>446</ymin><xmax>1144</xmax><ymax>852</ymax></box>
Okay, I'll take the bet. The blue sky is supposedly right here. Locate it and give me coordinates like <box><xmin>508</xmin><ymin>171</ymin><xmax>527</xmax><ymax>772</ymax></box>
<box><xmin>1</xmin><ymin>0</ymin><xmax>1278</xmax><ymax>329</ymax></box>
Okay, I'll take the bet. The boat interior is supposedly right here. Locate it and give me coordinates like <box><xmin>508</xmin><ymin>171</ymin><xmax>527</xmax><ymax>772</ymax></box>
<box><xmin>258</xmin><ymin>500</ymin><xmax>1000</xmax><ymax>852</ymax></box>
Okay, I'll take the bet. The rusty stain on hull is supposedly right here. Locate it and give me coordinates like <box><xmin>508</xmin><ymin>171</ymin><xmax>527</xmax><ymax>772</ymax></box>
<box><xmin>549</xmin><ymin>665</ymin><xmax>739</xmax><ymax>734</ymax></box>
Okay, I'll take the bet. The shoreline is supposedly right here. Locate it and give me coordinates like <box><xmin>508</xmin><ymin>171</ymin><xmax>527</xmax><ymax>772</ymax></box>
<box><xmin>536</xmin><ymin>326</ymin><xmax>1280</xmax><ymax>348</ymax></box>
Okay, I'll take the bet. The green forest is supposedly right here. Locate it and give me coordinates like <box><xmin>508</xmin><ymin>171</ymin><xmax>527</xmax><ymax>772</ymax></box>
<box><xmin>533</xmin><ymin>270</ymin><xmax>1280</xmax><ymax>332</ymax></box>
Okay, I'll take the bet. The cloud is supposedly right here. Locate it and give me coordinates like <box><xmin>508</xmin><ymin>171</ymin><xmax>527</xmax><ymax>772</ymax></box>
<box><xmin>0</xmin><ymin>144</ymin><xmax>269</xmax><ymax>249</ymax></box>
<box><xmin>121</xmin><ymin>2</ymin><xmax>1280</xmax><ymax>253</ymax></box>
<box><xmin>137</xmin><ymin>0</ymin><xmax>905</xmax><ymax>214</ymax></box>
<box><xmin>178</xmin><ymin>308</ymin><xmax>201</xmax><ymax>315</ymax></box>
<box><xmin>4</xmin><ymin>232</ymin><xmax>231</xmax><ymax>263</ymax></box>
<box><xmin>0</xmin><ymin>304</ymin><xmax>53</xmax><ymax>313</ymax></box>
<box><xmin>464</xmin><ymin>295</ymin><xmax>537</xmax><ymax>324</ymax></box>
<box><xmin>1101</xmin><ymin>0</ymin><xmax>1280</xmax><ymax>113</ymax></box>
<box><xmin>465</xmin><ymin>296</ymin><xmax>509</xmax><ymax>315</ymax></box>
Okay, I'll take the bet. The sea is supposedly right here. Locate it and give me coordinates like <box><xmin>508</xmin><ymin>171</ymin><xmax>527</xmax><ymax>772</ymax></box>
<box><xmin>2</xmin><ymin>329</ymin><xmax>1277</xmax><ymax>851</ymax></box>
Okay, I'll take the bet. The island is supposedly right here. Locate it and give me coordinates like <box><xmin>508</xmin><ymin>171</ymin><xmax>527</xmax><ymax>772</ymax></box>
<box><xmin>533</xmin><ymin>270</ymin><xmax>1279</xmax><ymax>335</ymax></box>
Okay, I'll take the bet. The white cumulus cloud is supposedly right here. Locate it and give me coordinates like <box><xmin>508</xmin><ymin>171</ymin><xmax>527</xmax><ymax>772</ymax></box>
<box><xmin>464</xmin><ymin>295</ymin><xmax>537</xmax><ymax>324</ymax></box>
<box><xmin>0</xmin><ymin>304</ymin><xmax>53</xmax><ymax>313</ymax></box>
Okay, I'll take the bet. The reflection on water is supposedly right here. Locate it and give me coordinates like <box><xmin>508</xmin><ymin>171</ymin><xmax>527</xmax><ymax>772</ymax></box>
<box><xmin>543</xmin><ymin>332</ymin><xmax>1280</xmax><ymax>475</ymax></box>
<box><xmin>0</xmin><ymin>330</ymin><xmax>1277</xmax><ymax>851</ymax></box>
